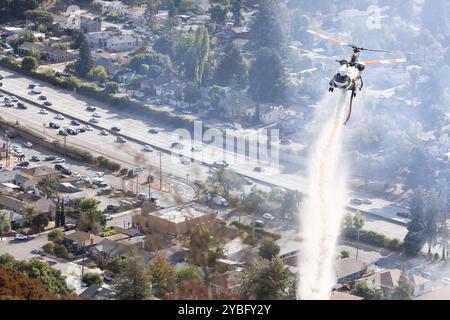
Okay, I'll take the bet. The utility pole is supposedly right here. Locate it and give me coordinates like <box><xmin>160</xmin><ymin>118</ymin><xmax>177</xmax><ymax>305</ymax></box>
<box><xmin>81</xmin><ymin>240</ymin><xmax>86</xmax><ymax>277</ymax></box>
<box><xmin>148</xmin><ymin>166</ymin><xmax>151</xmax><ymax>197</ymax></box>
<box><xmin>356</xmin><ymin>228</ymin><xmax>360</xmax><ymax>261</ymax></box>
<box><xmin>159</xmin><ymin>152</ymin><xmax>162</xmax><ymax>190</ymax></box>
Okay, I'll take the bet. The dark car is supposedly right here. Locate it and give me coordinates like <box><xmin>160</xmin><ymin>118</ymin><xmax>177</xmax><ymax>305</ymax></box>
<box><xmin>63</xmin><ymin>224</ymin><xmax>76</xmax><ymax>231</ymax></box>
<box><xmin>111</xmin><ymin>126</ymin><xmax>121</xmax><ymax>132</ymax></box>
<box><xmin>18</xmin><ymin>160</ymin><xmax>30</xmax><ymax>167</ymax></box>
<box><xmin>66</xmin><ymin>128</ymin><xmax>78</xmax><ymax>135</ymax></box>
<box><xmin>86</xmin><ymin>106</ymin><xmax>96</xmax><ymax>112</ymax></box>
<box><xmin>70</xmin><ymin>120</ymin><xmax>80</xmax><ymax>126</ymax></box>
<box><xmin>397</xmin><ymin>212</ymin><xmax>409</xmax><ymax>218</ymax></box>
<box><xmin>45</xmin><ymin>155</ymin><xmax>56</xmax><ymax>161</ymax></box>
<box><xmin>49</xmin><ymin>122</ymin><xmax>60</xmax><ymax>129</ymax></box>
<box><xmin>17</xmin><ymin>102</ymin><xmax>27</xmax><ymax>109</ymax></box>
<box><xmin>38</xmin><ymin>95</ymin><xmax>47</xmax><ymax>100</ymax></box>
<box><xmin>76</xmin><ymin>127</ymin><xmax>86</xmax><ymax>133</ymax></box>
<box><xmin>253</xmin><ymin>220</ymin><xmax>265</xmax><ymax>228</ymax></box>
<box><xmin>58</xmin><ymin>130</ymin><xmax>68</xmax><ymax>136</ymax></box>
<box><xmin>43</xmin><ymin>101</ymin><xmax>52</xmax><ymax>106</ymax></box>
<box><xmin>148</xmin><ymin>128</ymin><xmax>159</xmax><ymax>134</ymax></box>
<box><xmin>31</xmin><ymin>155</ymin><xmax>40</xmax><ymax>162</ymax></box>
<box><xmin>54</xmin><ymin>164</ymin><xmax>71</xmax><ymax>175</ymax></box>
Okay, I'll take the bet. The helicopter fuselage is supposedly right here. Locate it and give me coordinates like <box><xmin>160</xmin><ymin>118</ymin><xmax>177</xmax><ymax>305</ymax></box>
<box><xmin>329</xmin><ymin>52</ymin><xmax>365</xmax><ymax>93</ymax></box>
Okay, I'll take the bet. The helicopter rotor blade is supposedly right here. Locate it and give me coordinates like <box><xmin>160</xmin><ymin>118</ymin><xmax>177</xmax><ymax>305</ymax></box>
<box><xmin>288</xmin><ymin>46</ymin><xmax>338</xmax><ymax>62</ymax></box>
<box><xmin>306</xmin><ymin>30</ymin><xmax>351</xmax><ymax>47</ymax></box>
<box><xmin>361</xmin><ymin>48</ymin><xmax>409</xmax><ymax>54</ymax></box>
<box><xmin>361</xmin><ymin>58</ymin><xmax>407</xmax><ymax>65</ymax></box>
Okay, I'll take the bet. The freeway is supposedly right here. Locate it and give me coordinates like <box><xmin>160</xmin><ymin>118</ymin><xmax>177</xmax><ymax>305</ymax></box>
<box><xmin>0</xmin><ymin>67</ymin><xmax>411</xmax><ymax>226</ymax></box>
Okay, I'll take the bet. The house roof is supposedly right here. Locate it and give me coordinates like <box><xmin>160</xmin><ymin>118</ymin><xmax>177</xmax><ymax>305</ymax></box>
<box><xmin>330</xmin><ymin>291</ymin><xmax>364</xmax><ymax>300</ymax></box>
<box><xmin>210</xmin><ymin>270</ymin><xmax>242</xmax><ymax>290</ymax></box>
<box><xmin>379</xmin><ymin>269</ymin><xmax>429</xmax><ymax>289</ymax></box>
<box><xmin>18</xmin><ymin>42</ymin><xmax>46</xmax><ymax>52</ymax></box>
<box><xmin>65</xmin><ymin>231</ymin><xmax>103</xmax><ymax>246</ymax></box>
<box><xmin>335</xmin><ymin>258</ymin><xmax>366</xmax><ymax>280</ymax></box>
<box><xmin>79</xmin><ymin>284</ymin><xmax>115</xmax><ymax>300</ymax></box>
<box><xmin>415</xmin><ymin>285</ymin><xmax>450</xmax><ymax>300</ymax></box>
<box><xmin>20</xmin><ymin>165</ymin><xmax>60</xmax><ymax>177</ymax></box>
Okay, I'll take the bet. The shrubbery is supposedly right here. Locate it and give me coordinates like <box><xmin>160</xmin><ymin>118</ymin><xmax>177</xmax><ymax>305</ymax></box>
<box><xmin>343</xmin><ymin>222</ymin><xmax>403</xmax><ymax>251</ymax></box>
<box><xmin>230</xmin><ymin>221</ymin><xmax>281</xmax><ymax>241</ymax></box>
<box><xmin>82</xmin><ymin>272</ymin><xmax>103</xmax><ymax>286</ymax></box>
<box><xmin>96</xmin><ymin>156</ymin><xmax>121</xmax><ymax>172</ymax></box>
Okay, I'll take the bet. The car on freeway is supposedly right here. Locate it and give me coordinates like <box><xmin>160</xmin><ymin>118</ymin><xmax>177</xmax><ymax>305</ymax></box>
<box><xmin>43</xmin><ymin>101</ymin><xmax>52</xmax><ymax>106</ymax></box>
<box><xmin>171</xmin><ymin>142</ymin><xmax>183</xmax><ymax>149</ymax></box>
<box><xmin>213</xmin><ymin>160</ymin><xmax>229</xmax><ymax>168</ymax></box>
<box><xmin>90</xmin><ymin>118</ymin><xmax>99</xmax><ymax>123</ymax></box>
<box><xmin>180</xmin><ymin>157</ymin><xmax>190</xmax><ymax>165</ymax></box>
<box><xmin>23</xmin><ymin>142</ymin><xmax>33</xmax><ymax>148</ymax></box>
<box><xmin>45</xmin><ymin>155</ymin><xmax>57</xmax><ymax>161</ymax></box>
<box><xmin>39</xmin><ymin>95</ymin><xmax>47</xmax><ymax>100</ymax></box>
<box><xmin>55</xmin><ymin>114</ymin><xmax>64</xmax><ymax>120</ymax></box>
<box><xmin>280</xmin><ymin>138</ymin><xmax>292</xmax><ymax>145</ymax></box>
<box><xmin>253</xmin><ymin>220</ymin><xmax>265</xmax><ymax>228</ymax></box>
<box><xmin>362</xmin><ymin>199</ymin><xmax>372</xmax><ymax>205</ymax></box>
<box><xmin>31</xmin><ymin>155</ymin><xmax>40</xmax><ymax>162</ymax></box>
<box><xmin>66</xmin><ymin>128</ymin><xmax>78</xmax><ymax>135</ymax></box>
<box><xmin>83</xmin><ymin>125</ymin><xmax>93</xmax><ymax>131</ymax></box>
<box><xmin>443</xmin><ymin>278</ymin><xmax>450</xmax><ymax>285</ymax></box>
<box><xmin>116</xmin><ymin>136</ymin><xmax>126</xmax><ymax>143</ymax></box>
<box><xmin>262</xmin><ymin>213</ymin><xmax>275</xmax><ymax>221</ymax></box>
<box><xmin>71</xmin><ymin>119</ymin><xmax>80</xmax><ymax>126</ymax></box>
<box><xmin>86</xmin><ymin>105</ymin><xmax>96</xmax><ymax>112</ymax></box>
<box><xmin>95</xmin><ymin>172</ymin><xmax>104</xmax><ymax>177</ymax></box>
<box><xmin>350</xmin><ymin>198</ymin><xmax>363</xmax><ymax>205</ymax></box>
<box><xmin>148</xmin><ymin>128</ymin><xmax>159</xmax><ymax>134</ymax></box>
<box><xmin>31</xmin><ymin>88</ymin><xmax>42</xmax><ymax>94</ymax></box>
<box><xmin>244</xmin><ymin>177</ymin><xmax>253</xmax><ymax>185</ymax></box>
<box><xmin>92</xmin><ymin>112</ymin><xmax>101</xmax><ymax>118</ymax></box>
<box><xmin>10</xmin><ymin>96</ymin><xmax>18</xmax><ymax>102</ymax></box>
<box><xmin>111</xmin><ymin>126</ymin><xmax>121</xmax><ymax>132</ymax></box>
<box><xmin>76</xmin><ymin>127</ymin><xmax>86</xmax><ymax>133</ymax></box>
<box><xmin>39</xmin><ymin>108</ymin><xmax>48</xmax><ymax>115</ymax></box>
<box><xmin>17</xmin><ymin>102</ymin><xmax>27</xmax><ymax>109</ymax></box>
<box><xmin>143</xmin><ymin>145</ymin><xmax>154</xmax><ymax>152</ymax></box>
<box><xmin>49</xmin><ymin>122</ymin><xmax>60</xmax><ymax>129</ymax></box>
<box><xmin>100</xmin><ymin>129</ymin><xmax>109</xmax><ymax>135</ymax></box>
<box><xmin>191</xmin><ymin>146</ymin><xmax>202</xmax><ymax>152</ymax></box>
<box><xmin>254</xmin><ymin>166</ymin><xmax>264</xmax><ymax>172</ymax></box>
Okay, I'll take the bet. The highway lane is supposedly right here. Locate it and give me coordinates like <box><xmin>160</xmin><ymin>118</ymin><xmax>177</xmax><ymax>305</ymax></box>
<box><xmin>0</xmin><ymin>68</ymin><xmax>411</xmax><ymax>229</ymax></box>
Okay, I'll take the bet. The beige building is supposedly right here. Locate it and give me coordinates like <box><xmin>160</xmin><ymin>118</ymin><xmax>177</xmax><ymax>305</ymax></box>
<box><xmin>20</xmin><ymin>165</ymin><xmax>60</xmax><ymax>182</ymax></box>
<box><xmin>132</xmin><ymin>203</ymin><xmax>217</xmax><ymax>236</ymax></box>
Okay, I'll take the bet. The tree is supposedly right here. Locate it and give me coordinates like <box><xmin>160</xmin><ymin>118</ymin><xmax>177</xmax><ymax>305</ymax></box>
<box><xmin>391</xmin><ymin>269</ymin><xmax>413</xmax><ymax>300</ymax></box>
<box><xmin>48</xmin><ymin>229</ymin><xmax>64</xmax><ymax>243</ymax></box>
<box><xmin>82</xmin><ymin>272</ymin><xmax>103</xmax><ymax>286</ymax></box>
<box><xmin>31</xmin><ymin>213</ymin><xmax>48</xmax><ymax>233</ymax></box>
<box><xmin>232</xmin><ymin>0</ymin><xmax>242</xmax><ymax>26</ymax></box>
<box><xmin>353</xmin><ymin>281</ymin><xmax>384</xmax><ymax>300</ymax></box>
<box><xmin>404</xmin><ymin>148</ymin><xmax>435</xmax><ymax>190</ymax></box>
<box><xmin>0</xmin><ymin>211</ymin><xmax>11</xmax><ymax>241</ymax></box>
<box><xmin>21</xmin><ymin>56</ymin><xmax>38</xmax><ymax>73</ymax></box>
<box><xmin>249</xmin><ymin>47</ymin><xmax>286</xmax><ymax>105</ymax></box>
<box><xmin>78</xmin><ymin>198</ymin><xmax>106</xmax><ymax>234</ymax></box>
<box><xmin>113</xmin><ymin>255</ymin><xmax>152</xmax><ymax>300</ymax></box>
<box><xmin>37</xmin><ymin>177</ymin><xmax>58</xmax><ymax>199</ymax></box>
<box><xmin>249</xmin><ymin>0</ymin><xmax>289</xmax><ymax>52</ymax></box>
<box><xmin>192</xmin><ymin>26</ymin><xmax>210</xmax><ymax>84</ymax></box>
<box><xmin>210</xmin><ymin>4</ymin><xmax>228</xmax><ymax>24</ymax></box>
<box><xmin>0</xmin><ymin>265</ymin><xmax>52</xmax><ymax>300</ymax></box>
<box><xmin>210</xmin><ymin>168</ymin><xmax>243</xmax><ymax>197</ymax></box>
<box><xmin>214</xmin><ymin>44</ymin><xmax>248</xmax><ymax>88</ymax></box>
<box><xmin>353</xmin><ymin>210</ymin><xmax>365</xmax><ymax>231</ymax></box>
<box><xmin>24</xmin><ymin>206</ymin><xmax>37</xmax><ymax>227</ymax></box>
<box><xmin>74</xmin><ymin>33</ymin><xmax>93</xmax><ymax>78</ymax></box>
<box><xmin>183</xmin><ymin>82</ymin><xmax>201</xmax><ymax>105</ymax></box>
<box><xmin>145</xmin><ymin>0</ymin><xmax>161</xmax><ymax>25</ymax></box>
<box><xmin>149</xmin><ymin>255</ymin><xmax>175</xmax><ymax>296</ymax></box>
<box><xmin>403</xmin><ymin>187</ymin><xmax>427</xmax><ymax>256</ymax></box>
<box><xmin>189</xmin><ymin>226</ymin><xmax>225</xmax><ymax>299</ymax></box>
<box><xmin>281</xmin><ymin>190</ymin><xmax>302</xmax><ymax>218</ymax></box>
<box><xmin>90</xmin><ymin>66</ymin><xmax>108</xmax><ymax>83</ymax></box>
<box><xmin>165</xmin><ymin>280</ymin><xmax>207</xmax><ymax>300</ymax></box>
<box><xmin>24</xmin><ymin>9</ymin><xmax>53</xmax><ymax>29</ymax></box>
<box><xmin>259</xmin><ymin>237</ymin><xmax>280</xmax><ymax>260</ymax></box>
<box><xmin>153</xmin><ymin>35</ymin><xmax>176</xmax><ymax>57</ymax></box>
<box><xmin>53</xmin><ymin>244</ymin><xmax>69</xmax><ymax>258</ymax></box>
<box><xmin>175</xmin><ymin>266</ymin><xmax>201</xmax><ymax>284</ymax></box>
<box><xmin>240</xmin><ymin>257</ymin><xmax>295</xmax><ymax>300</ymax></box>
<box><xmin>208</xmin><ymin>85</ymin><xmax>226</xmax><ymax>110</ymax></box>
<box><xmin>340</xmin><ymin>250</ymin><xmax>350</xmax><ymax>259</ymax></box>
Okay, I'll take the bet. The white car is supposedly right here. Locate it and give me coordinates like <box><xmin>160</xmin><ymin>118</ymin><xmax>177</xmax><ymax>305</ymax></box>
<box><xmin>442</xmin><ymin>278</ymin><xmax>450</xmax><ymax>284</ymax></box>
<box><xmin>55</xmin><ymin>114</ymin><xmax>64</xmax><ymax>120</ymax></box>
<box><xmin>71</xmin><ymin>172</ymin><xmax>81</xmax><ymax>179</ymax></box>
<box><xmin>90</xmin><ymin>118</ymin><xmax>99</xmax><ymax>123</ymax></box>
<box><xmin>83</xmin><ymin>125</ymin><xmax>93</xmax><ymax>131</ymax></box>
<box><xmin>143</xmin><ymin>145</ymin><xmax>154</xmax><ymax>152</ymax></box>
<box><xmin>23</xmin><ymin>142</ymin><xmax>33</xmax><ymax>148</ymax></box>
<box><xmin>92</xmin><ymin>112</ymin><xmax>101</xmax><ymax>118</ymax></box>
<box><xmin>100</xmin><ymin>129</ymin><xmax>109</xmax><ymax>135</ymax></box>
<box><xmin>262</xmin><ymin>213</ymin><xmax>275</xmax><ymax>221</ymax></box>
<box><xmin>180</xmin><ymin>157</ymin><xmax>190</xmax><ymax>165</ymax></box>
<box><xmin>39</xmin><ymin>108</ymin><xmax>48</xmax><ymax>115</ymax></box>
<box><xmin>95</xmin><ymin>171</ymin><xmax>104</xmax><ymax>177</ymax></box>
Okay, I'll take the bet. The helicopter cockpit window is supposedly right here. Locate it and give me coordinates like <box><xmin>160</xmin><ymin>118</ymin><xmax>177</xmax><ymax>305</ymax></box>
<box><xmin>335</xmin><ymin>73</ymin><xmax>349</xmax><ymax>83</ymax></box>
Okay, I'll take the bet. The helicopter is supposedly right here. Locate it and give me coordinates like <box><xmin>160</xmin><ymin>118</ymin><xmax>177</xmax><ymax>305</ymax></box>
<box><xmin>301</xmin><ymin>30</ymin><xmax>407</xmax><ymax>125</ymax></box>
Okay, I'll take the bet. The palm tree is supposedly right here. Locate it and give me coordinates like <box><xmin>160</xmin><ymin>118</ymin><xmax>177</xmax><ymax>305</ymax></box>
<box><xmin>0</xmin><ymin>210</ymin><xmax>11</xmax><ymax>241</ymax></box>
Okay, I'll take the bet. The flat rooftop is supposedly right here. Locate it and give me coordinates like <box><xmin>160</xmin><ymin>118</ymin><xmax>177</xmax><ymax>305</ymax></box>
<box><xmin>149</xmin><ymin>203</ymin><xmax>216</xmax><ymax>224</ymax></box>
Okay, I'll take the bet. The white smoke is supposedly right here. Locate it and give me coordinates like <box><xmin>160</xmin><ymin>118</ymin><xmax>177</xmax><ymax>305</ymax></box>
<box><xmin>298</xmin><ymin>92</ymin><xmax>349</xmax><ymax>300</ymax></box>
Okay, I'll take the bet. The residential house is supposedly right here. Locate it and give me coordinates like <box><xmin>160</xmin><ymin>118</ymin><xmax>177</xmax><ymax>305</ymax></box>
<box><xmin>335</xmin><ymin>258</ymin><xmax>366</xmax><ymax>284</ymax></box>
<box><xmin>79</xmin><ymin>284</ymin><xmax>116</xmax><ymax>300</ymax></box>
<box><xmin>20</xmin><ymin>165</ymin><xmax>60</xmax><ymax>182</ymax></box>
<box><xmin>0</xmin><ymin>143</ymin><xmax>8</xmax><ymax>159</ymax></box>
<box><xmin>7</xmin><ymin>210</ymin><xmax>24</xmax><ymax>228</ymax></box>
<box><xmin>365</xmin><ymin>268</ymin><xmax>432</xmax><ymax>297</ymax></box>
<box><xmin>91</xmin><ymin>236</ymin><xmax>146</xmax><ymax>260</ymax></box>
<box><xmin>217</xmin><ymin>26</ymin><xmax>250</xmax><ymax>42</ymax></box>
<box><xmin>0</xmin><ymin>183</ymin><xmax>21</xmax><ymax>193</ymax></box>
<box><xmin>210</xmin><ymin>270</ymin><xmax>242</xmax><ymax>295</ymax></box>
<box><xmin>41</xmin><ymin>46</ymin><xmax>77</xmax><ymax>63</ymax></box>
<box><xmin>106</xmin><ymin>35</ymin><xmax>138</xmax><ymax>52</ymax></box>
<box><xmin>64</xmin><ymin>231</ymin><xmax>103</xmax><ymax>253</ymax></box>
<box><xmin>92</xmin><ymin>52</ymin><xmax>120</xmax><ymax>76</ymax></box>
<box><xmin>115</xmin><ymin>70</ymin><xmax>136</xmax><ymax>85</ymax></box>
<box><xmin>330</xmin><ymin>291</ymin><xmax>364</xmax><ymax>300</ymax></box>
<box><xmin>17</xmin><ymin>42</ymin><xmax>46</xmax><ymax>56</ymax></box>
<box><xmin>0</xmin><ymin>193</ymin><xmax>56</xmax><ymax>218</ymax></box>
<box><xmin>94</xmin><ymin>0</ymin><xmax>126</xmax><ymax>15</ymax></box>
<box><xmin>87</xmin><ymin>31</ymin><xmax>116</xmax><ymax>49</ymax></box>
<box><xmin>260</xmin><ymin>105</ymin><xmax>287</xmax><ymax>125</ymax></box>
<box><xmin>80</xmin><ymin>16</ymin><xmax>102</xmax><ymax>33</ymax></box>
<box><xmin>415</xmin><ymin>285</ymin><xmax>450</xmax><ymax>300</ymax></box>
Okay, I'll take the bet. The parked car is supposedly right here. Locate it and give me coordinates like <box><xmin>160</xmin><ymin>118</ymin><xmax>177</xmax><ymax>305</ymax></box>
<box><xmin>76</xmin><ymin>127</ymin><xmax>86</xmax><ymax>133</ymax></box>
<box><xmin>31</xmin><ymin>248</ymin><xmax>44</xmax><ymax>255</ymax></box>
<box><xmin>212</xmin><ymin>195</ymin><xmax>229</xmax><ymax>207</ymax></box>
<box><xmin>15</xmin><ymin>234</ymin><xmax>32</xmax><ymax>241</ymax></box>
<box><xmin>244</xmin><ymin>177</ymin><xmax>253</xmax><ymax>185</ymax></box>
<box><xmin>66</xmin><ymin>128</ymin><xmax>78</xmax><ymax>135</ymax></box>
<box><xmin>92</xmin><ymin>112</ymin><xmax>101</xmax><ymax>118</ymax></box>
<box><xmin>63</xmin><ymin>224</ymin><xmax>76</xmax><ymax>231</ymax></box>
<box><xmin>23</xmin><ymin>142</ymin><xmax>33</xmax><ymax>148</ymax></box>
<box><xmin>95</xmin><ymin>172</ymin><xmax>104</xmax><ymax>177</ymax></box>
<box><xmin>253</xmin><ymin>220</ymin><xmax>265</xmax><ymax>228</ymax></box>
<box><xmin>180</xmin><ymin>157</ymin><xmax>190</xmax><ymax>165</ymax></box>
<box><xmin>362</xmin><ymin>199</ymin><xmax>372</xmax><ymax>205</ymax></box>
<box><xmin>396</xmin><ymin>212</ymin><xmax>409</xmax><ymax>218</ymax></box>
<box><xmin>171</xmin><ymin>142</ymin><xmax>183</xmax><ymax>149</ymax></box>
<box><xmin>39</xmin><ymin>95</ymin><xmax>47</xmax><ymax>100</ymax></box>
<box><xmin>262</xmin><ymin>213</ymin><xmax>275</xmax><ymax>221</ymax></box>
<box><xmin>31</xmin><ymin>155</ymin><xmax>40</xmax><ymax>162</ymax></box>
<box><xmin>52</xmin><ymin>157</ymin><xmax>65</xmax><ymax>164</ymax></box>
<box><xmin>83</xmin><ymin>125</ymin><xmax>93</xmax><ymax>131</ymax></box>
<box><xmin>254</xmin><ymin>166</ymin><xmax>264</xmax><ymax>172</ymax></box>
<box><xmin>45</xmin><ymin>155</ymin><xmax>57</xmax><ymax>161</ymax></box>
<box><xmin>58</xmin><ymin>130</ymin><xmax>68</xmax><ymax>136</ymax></box>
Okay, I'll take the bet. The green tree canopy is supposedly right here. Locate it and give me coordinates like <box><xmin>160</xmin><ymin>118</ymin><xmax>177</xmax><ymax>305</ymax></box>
<box><xmin>21</xmin><ymin>56</ymin><xmax>39</xmax><ymax>73</ymax></box>
<box><xmin>113</xmin><ymin>255</ymin><xmax>153</xmax><ymax>300</ymax></box>
<box><xmin>259</xmin><ymin>237</ymin><xmax>280</xmax><ymax>260</ymax></box>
